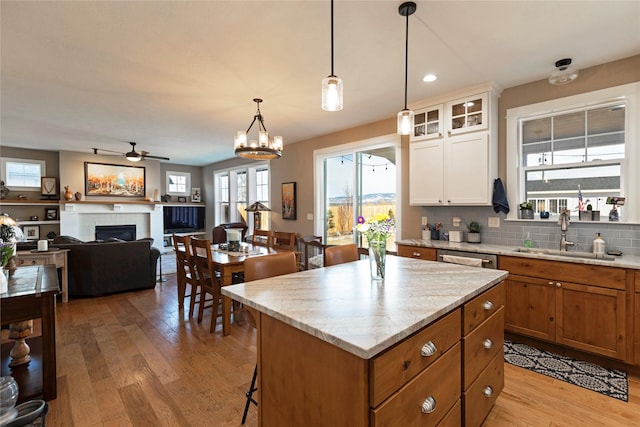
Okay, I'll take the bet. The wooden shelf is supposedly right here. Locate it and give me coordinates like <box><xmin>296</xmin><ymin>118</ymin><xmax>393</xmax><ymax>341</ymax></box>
<box><xmin>0</xmin><ymin>200</ymin><xmax>60</xmax><ymax>206</ymax></box>
<box><xmin>16</xmin><ymin>221</ymin><xmax>60</xmax><ymax>226</ymax></box>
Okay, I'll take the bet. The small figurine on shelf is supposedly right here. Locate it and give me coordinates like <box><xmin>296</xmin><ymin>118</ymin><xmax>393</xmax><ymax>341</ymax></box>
<box><xmin>64</xmin><ymin>185</ymin><xmax>73</xmax><ymax>201</ymax></box>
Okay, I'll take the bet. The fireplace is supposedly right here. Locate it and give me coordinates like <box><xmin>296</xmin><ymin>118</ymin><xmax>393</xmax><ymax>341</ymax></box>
<box><xmin>95</xmin><ymin>225</ymin><xmax>136</xmax><ymax>241</ymax></box>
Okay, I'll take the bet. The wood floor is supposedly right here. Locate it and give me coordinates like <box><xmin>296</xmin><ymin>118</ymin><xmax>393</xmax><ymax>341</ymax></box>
<box><xmin>14</xmin><ymin>273</ymin><xmax>640</xmax><ymax>426</ymax></box>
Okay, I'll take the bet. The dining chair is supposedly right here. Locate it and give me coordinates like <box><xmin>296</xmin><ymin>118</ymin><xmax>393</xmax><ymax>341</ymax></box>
<box><xmin>241</xmin><ymin>251</ymin><xmax>298</xmax><ymax>424</ymax></box>
<box><xmin>251</xmin><ymin>229</ymin><xmax>272</xmax><ymax>247</ymax></box>
<box><xmin>271</xmin><ymin>231</ymin><xmax>297</xmax><ymax>251</ymax></box>
<box><xmin>189</xmin><ymin>237</ymin><xmax>223</xmax><ymax>333</ymax></box>
<box><xmin>172</xmin><ymin>234</ymin><xmax>199</xmax><ymax>318</ymax></box>
<box><xmin>324</xmin><ymin>243</ymin><xmax>360</xmax><ymax>267</ymax></box>
<box><xmin>297</xmin><ymin>235</ymin><xmax>325</xmax><ymax>270</ymax></box>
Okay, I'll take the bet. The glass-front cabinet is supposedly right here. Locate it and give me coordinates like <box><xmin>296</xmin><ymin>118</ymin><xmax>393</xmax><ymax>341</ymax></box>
<box><xmin>410</xmin><ymin>104</ymin><xmax>443</xmax><ymax>142</ymax></box>
<box><xmin>446</xmin><ymin>93</ymin><xmax>488</xmax><ymax>136</ymax></box>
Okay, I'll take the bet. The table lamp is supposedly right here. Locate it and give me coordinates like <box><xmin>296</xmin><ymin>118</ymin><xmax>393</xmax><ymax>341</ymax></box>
<box><xmin>245</xmin><ymin>202</ymin><xmax>271</xmax><ymax>232</ymax></box>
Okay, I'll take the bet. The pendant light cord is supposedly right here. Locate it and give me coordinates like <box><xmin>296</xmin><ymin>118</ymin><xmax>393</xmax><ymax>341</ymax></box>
<box><xmin>330</xmin><ymin>0</ymin><xmax>335</xmax><ymax>76</ymax></box>
<box><xmin>403</xmin><ymin>11</ymin><xmax>409</xmax><ymax>110</ymax></box>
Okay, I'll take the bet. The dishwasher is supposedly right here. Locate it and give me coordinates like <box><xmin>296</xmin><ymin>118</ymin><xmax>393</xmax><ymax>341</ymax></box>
<box><xmin>436</xmin><ymin>248</ymin><xmax>498</xmax><ymax>269</ymax></box>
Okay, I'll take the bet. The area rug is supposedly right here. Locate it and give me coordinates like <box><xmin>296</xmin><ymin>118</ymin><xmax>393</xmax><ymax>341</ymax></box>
<box><xmin>503</xmin><ymin>340</ymin><xmax>628</xmax><ymax>402</ymax></box>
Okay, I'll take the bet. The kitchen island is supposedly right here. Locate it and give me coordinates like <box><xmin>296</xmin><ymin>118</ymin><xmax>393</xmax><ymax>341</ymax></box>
<box><xmin>222</xmin><ymin>255</ymin><xmax>508</xmax><ymax>426</ymax></box>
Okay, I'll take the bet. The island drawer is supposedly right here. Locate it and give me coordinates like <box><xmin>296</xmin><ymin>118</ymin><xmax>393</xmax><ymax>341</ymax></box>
<box><xmin>371</xmin><ymin>343</ymin><xmax>461</xmax><ymax>427</ymax></box>
<box><xmin>463</xmin><ymin>281</ymin><xmax>504</xmax><ymax>334</ymax></box>
<box><xmin>397</xmin><ymin>244</ymin><xmax>437</xmax><ymax>261</ymax></box>
<box><xmin>463</xmin><ymin>350</ymin><xmax>504</xmax><ymax>427</ymax></box>
<box><xmin>463</xmin><ymin>307</ymin><xmax>504</xmax><ymax>389</ymax></box>
<box><xmin>439</xmin><ymin>399</ymin><xmax>461</xmax><ymax>426</ymax></box>
<box><xmin>369</xmin><ymin>309</ymin><xmax>461</xmax><ymax>407</ymax></box>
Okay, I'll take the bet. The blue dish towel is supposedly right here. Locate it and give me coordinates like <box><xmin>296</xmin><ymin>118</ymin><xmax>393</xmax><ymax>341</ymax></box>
<box><xmin>492</xmin><ymin>178</ymin><xmax>510</xmax><ymax>214</ymax></box>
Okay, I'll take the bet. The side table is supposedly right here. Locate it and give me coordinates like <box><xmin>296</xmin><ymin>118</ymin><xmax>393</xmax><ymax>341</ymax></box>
<box><xmin>16</xmin><ymin>249</ymin><xmax>69</xmax><ymax>303</ymax></box>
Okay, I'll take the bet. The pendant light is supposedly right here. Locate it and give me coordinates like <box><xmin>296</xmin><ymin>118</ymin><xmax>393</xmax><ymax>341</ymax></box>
<box><xmin>321</xmin><ymin>0</ymin><xmax>343</xmax><ymax>111</ymax></box>
<box><xmin>234</xmin><ymin>98</ymin><xmax>283</xmax><ymax>160</ymax></box>
<box><xmin>397</xmin><ymin>2</ymin><xmax>416</xmax><ymax>135</ymax></box>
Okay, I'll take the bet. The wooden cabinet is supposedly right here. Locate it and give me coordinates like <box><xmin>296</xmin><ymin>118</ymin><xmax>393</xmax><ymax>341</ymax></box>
<box><xmin>409</xmin><ymin>86</ymin><xmax>498</xmax><ymax>206</ymax></box>
<box><xmin>500</xmin><ymin>256</ymin><xmax>629</xmax><ymax>361</ymax></box>
<box><xmin>634</xmin><ymin>272</ymin><xmax>640</xmax><ymax>365</ymax></box>
<box><xmin>462</xmin><ymin>282</ymin><xmax>505</xmax><ymax>427</ymax></box>
<box><xmin>1</xmin><ymin>200</ymin><xmax>60</xmax><ymax>240</ymax></box>
<box><xmin>397</xmin><ymin>244</ymin><xmax>436</xmax><ymax>261</ymax></box>
<box><xmin>258</xmin><ymin>282</ymin><xmax>505</xmax><ymax>426</ymax></box>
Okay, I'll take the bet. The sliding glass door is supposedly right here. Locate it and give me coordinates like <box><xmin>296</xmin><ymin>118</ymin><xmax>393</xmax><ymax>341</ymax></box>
<box><xmin>315</xmin><ymin>136</ymin><xmax>399</xmax><ymax>250</ymax></box>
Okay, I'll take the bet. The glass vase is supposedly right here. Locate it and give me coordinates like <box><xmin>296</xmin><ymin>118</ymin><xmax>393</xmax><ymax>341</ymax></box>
<box><xmin>369</xmin><ymin>240</ymin><xmax>387</xmax><ymax>281</ymax></box>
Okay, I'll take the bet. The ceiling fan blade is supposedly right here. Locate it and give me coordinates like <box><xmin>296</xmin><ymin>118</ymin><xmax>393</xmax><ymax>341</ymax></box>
<box><xmin>141</xmin><ymin>153</ymin><xmax>171</xmax><ymax>161</ymax></box>
<box><xmin>92</xmin><ymin>147</ymin><xmax>124</xmax><ymax>155</ymax></box>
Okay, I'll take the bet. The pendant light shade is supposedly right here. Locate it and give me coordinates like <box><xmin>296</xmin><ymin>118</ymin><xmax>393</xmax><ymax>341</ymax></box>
<box><xmin>322</xmin><ymin>0</ymin><xmax>343</xmax><ymax>111</ymax></box>
<box><xmin>234</xmin><ymin>98</ymin><xmax>283</xmax><ymax>160</ymax></box>
<box><xmin>397</xmin><ymin>2</ymin><xmax>416</xmax><ymax>135</ymax></box>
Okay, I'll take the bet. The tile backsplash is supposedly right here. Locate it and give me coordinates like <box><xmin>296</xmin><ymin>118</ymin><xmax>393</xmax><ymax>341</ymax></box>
<box><xmin>421</xmin><ymin>206</ymin><xmax>640</xmax><ymax>256</ymax></box>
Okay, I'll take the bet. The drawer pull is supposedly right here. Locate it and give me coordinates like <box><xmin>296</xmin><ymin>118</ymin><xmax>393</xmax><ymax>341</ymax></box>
<box><xmin>483</xmin><ymin>338</ymin><xmax>493</xmax><ymax>350</ymax></box>
<box><xmin>483</xmin><ymin>386</ymin><xmax>493</xmax><ymax>398</ymax></box>
<box><xmin>421</xmin><ymin>396</ymin><xmax>436</xmax><ymax>414</ymax></box>
<box><xmin>420</xmin><ymin>341</ymin><xmax>437</xmax><ymax>357</ymax></box>
<box><xmin>482</xmin><ymin>300</ymin><xmax>494</xmax><ymax>311</ymax></box>
<box><xmin>412</xmin><ymin>252</ymin><xmax>421</xmax><ymax>257</ymax></box>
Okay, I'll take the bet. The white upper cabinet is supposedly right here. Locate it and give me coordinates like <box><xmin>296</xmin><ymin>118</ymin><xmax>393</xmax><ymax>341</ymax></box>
<box><xmin>409</xmin><ymin>83</ymin><xmax>499</xmax><ymax>206</ymax></box>
<box><xmin>410</xmin><ymin>104</ymin><xmax>444</xmax><ymax>142</ymax></box>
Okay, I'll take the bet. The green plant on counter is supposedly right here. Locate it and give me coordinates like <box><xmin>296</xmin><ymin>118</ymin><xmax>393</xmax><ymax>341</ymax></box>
<box><xmin>468</xmin><ymin>221</ymin><xmax>481</xmax><ymax>233</ymax></box>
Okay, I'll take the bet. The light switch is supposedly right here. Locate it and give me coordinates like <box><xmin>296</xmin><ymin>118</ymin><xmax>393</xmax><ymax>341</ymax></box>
<box><xmin>488</xmin><ymin>217</ymin><xmax>500</xmax><ymax>228</ymax></box>
<box><xmin>307</xmin><ymin>213</ymin><xmax>313</xmax><ymax>221</ymax></box>
<box><xmin>421</xmin><ymin>216</ymin><xmax>428</xmax><ymax>226</ymax></box>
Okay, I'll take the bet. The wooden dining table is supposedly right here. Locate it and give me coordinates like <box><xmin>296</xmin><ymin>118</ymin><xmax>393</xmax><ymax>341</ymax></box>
<box><xmin>208</xmin><ymin>242</ymin><xmax>279</xmax><ymax>336</ymax></box>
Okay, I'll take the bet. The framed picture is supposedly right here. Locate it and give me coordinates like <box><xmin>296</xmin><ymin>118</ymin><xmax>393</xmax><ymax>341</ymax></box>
<box><xmin>191</xmin><ymin>187</ymin><xmax>201</xmax><ymax>203</ymax></box>
<box><xmin>84</xmin><ymin>162</ymin><xmax>145</xmax><ymax>197</ymax></box>
<box><xmin>41</xmin><ymin>177</ymin><xmax>58</xmax><ymax>198</ymax></box>
<box><xmin>282</xmin><ymin>182</ymin><xmax>297</xmax><ymax>220</ymax></box>
<box><xmin>23</xmin><ymin>225</ymin><xmax>40</xmax><ymax>240</ymax></box>
<box><xmin>45</xmin><ymin>208</ymin><xmax>58</xmax><ymax>220</ymax></box>
<box><xmin>178</xmin><ymin>196</ymin><xmax>187</xmax><ymax>203</ymax></box>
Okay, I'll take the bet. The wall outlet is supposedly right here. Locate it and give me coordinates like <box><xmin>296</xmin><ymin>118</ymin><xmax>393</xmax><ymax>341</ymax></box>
<box><xmin>307</xmin><ymin>213</ymin><xmax>314</xmax><ymax>221</ymax></box>
<box><xmin>488</xmin><ymin>217</ymin><xmax>500</xmax><ymax>228</ymax></box>
<box><xmin>421</xmin><ymin>216</ymin><xmax>428</xmax><ymax>226</ymax></box>
<box><xmin>452</xmin><ymin>216</ymin><xmax>462</xmax><ymax>227</ymax></box>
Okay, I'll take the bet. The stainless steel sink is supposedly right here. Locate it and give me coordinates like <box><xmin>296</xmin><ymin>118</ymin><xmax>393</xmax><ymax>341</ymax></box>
<box><xmin>513</xmin><ymin>247</ymin><xmax>615</xmax><ymax>261</ymax></box>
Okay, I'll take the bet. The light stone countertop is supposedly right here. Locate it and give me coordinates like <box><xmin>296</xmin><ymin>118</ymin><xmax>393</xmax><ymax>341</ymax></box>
<box><xmin>397</xmin><ymin>239</ymin><xmax>640</xmax><ymax>270</ymax></box>
<box><xmin>222</xmin><ymin>256</ymin><xmax>507</xmax><ymax>359</ymax></box>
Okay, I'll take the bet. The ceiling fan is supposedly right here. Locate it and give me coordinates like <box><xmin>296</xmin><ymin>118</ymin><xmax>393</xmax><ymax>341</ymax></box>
<box><xmin>92</xmin><ymin>142</ymin><xmax>170</xmax><ymax>162</ymax></box>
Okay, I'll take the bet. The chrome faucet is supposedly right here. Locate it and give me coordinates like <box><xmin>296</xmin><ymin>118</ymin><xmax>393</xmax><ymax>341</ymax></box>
<box><xmin>558</xmin><ymin>209</ymin><xmax>575</xmax><ymax>251</ymax></box>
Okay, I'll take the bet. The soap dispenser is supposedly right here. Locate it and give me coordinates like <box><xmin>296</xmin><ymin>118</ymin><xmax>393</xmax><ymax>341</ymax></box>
<box><xmin>593</xmin><ymin>233</ymin><xmax>606</xmax><ymax>258</ymax></box>
<box><xmin>524</xmin><ymin>232</ymin><xmax>533</xmax><ymax>248</ymax></box>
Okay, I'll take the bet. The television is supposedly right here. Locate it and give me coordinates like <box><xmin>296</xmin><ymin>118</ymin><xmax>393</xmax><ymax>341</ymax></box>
<box><xmin>163</xmin><ymin>206</ymin><xmax>205</xmax><ymax>233</ymax></box>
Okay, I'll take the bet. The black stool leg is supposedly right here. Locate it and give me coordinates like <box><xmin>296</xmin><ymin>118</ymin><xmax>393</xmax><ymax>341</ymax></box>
<box><xmin>241</xmin><ymin>364</ymin><xmax>258</xmax><ymax>425</ymax></box>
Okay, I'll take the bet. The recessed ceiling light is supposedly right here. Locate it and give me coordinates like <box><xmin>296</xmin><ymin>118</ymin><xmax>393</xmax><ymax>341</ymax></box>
<box><xmin>422</xmin><ymin>74</ymin><xmax>437</xmax><ymax>82</ymax></box>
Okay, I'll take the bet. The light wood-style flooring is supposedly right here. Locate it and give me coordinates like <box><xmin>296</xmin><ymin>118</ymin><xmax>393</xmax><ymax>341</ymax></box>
<box><xmin>14</xmin><ymin>273</ymin><xmax>640</xmax><ymax>426</ymax></box>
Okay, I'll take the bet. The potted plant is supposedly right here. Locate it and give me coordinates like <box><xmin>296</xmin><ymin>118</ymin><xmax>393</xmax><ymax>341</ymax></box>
<box><xmin>519</xmin><ymin>201</ymin><xmax>534</xmax><ymax>219</ymax></box>
<box><xmin>467</xmin><ymin>221</ymin><xmax>481</xmax><ymax>243</ymax></box>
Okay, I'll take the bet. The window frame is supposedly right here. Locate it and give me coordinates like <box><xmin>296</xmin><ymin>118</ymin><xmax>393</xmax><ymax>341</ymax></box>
<box><xmin>213</xmin><ymin>162</ymin><xmax>270</xmax><ymax>229</ymax></box>
<box><xmin>165</xmin><ymin>171</ymin><xmax>191</xmax><ymax>196</ymax></box>
<box><xmin>506</xmin><ymin>83</ymin><xmax>639</xmax><ymax>223</ymax></box>
<box><xmin>0</xmin><ymin>157</ymin><xmax>46</xmax><ymax>191</ymax></box>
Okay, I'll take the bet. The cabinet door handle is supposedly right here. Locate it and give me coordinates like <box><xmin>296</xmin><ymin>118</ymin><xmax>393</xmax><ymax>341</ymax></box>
<box><xmin>548</xmin><ymin>281</ymin><xmax>554</xmax><ymax>286</ymax></box>
<box><xmin>482</xmin><ymin>300</ymin><xmax>494</xmax><ymax>311</ymax></box>
<box><xmin>483</xmin><ymin>338</ymin><xmax>493</xmax><ymax>350</ymax></box>
<box><xmin>556</xmin><ymin>282</ymin><xmax>562</xmax><ymax>288</ymax></box>
<box><xmin>483</xmin><ymin>386</ymin><xmax>494</xmax><ymax>398</ymax></box>
<box><xmin>412</xmin><ymin>252</ymin><xmax>421</xmax><ymax>257</ymax></box>
<box><xmin>421</xmin><ymin>341</ymin><xmax>437</xmax><ymax>357</ymax></box>
<box><xmin>421</xmin><ymin>396</ymin><xmax>437</xmax><ymax>414</ymax></box>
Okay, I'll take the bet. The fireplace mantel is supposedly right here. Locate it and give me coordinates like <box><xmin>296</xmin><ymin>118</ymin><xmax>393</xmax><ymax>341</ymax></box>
<box><xmin>59</xmin><ymin>201</ymin><xmax>163</xmax><ymax>247</ymax></box>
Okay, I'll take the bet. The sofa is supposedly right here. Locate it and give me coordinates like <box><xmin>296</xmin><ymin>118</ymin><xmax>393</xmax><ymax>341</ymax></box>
<box><xmin>42</xmin><ymin>236</ymin><xmax>160</xmax><ymax>298</ymax></box>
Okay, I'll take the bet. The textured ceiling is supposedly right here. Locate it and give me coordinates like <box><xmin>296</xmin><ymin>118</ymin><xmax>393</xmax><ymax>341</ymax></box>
<box><xmin>1</xmin><ymin>1</ymin><xmax>639</xmax><ymax>165</ymax></box>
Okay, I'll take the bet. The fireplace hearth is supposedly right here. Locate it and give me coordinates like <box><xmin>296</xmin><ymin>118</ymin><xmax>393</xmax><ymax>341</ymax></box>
<box><xmin>95</xmin><ymin>225</ymin><xmax>136</xmax><ymax>241</ymax></box>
